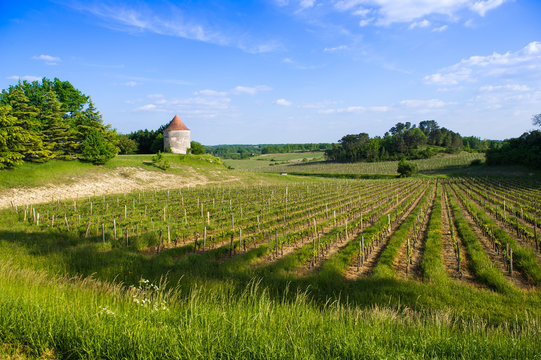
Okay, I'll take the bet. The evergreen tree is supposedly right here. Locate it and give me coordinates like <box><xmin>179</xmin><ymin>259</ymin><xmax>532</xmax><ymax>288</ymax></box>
<box><xmin>3</xmin><ymin>86</ymin><xmax>52</xmax><ymax>161</ymax></box>
<box><xmin>0</xmin><ymin>105</ymin><xmax>25</xmax><ymax>168</ymax></box>
<box><xmin>41</xmin><ymin>91</ymin><xmax>78</xmax><ymax>159</ymax></box>
<box><xmin>80</xmin><ymin>129</ymin><xmax>117</xmax><ymax>165</ymax></box>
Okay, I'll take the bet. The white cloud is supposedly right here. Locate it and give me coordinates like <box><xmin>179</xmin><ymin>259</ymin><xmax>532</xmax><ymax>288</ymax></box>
<box><xmin>134</xmin><ymin>91</ymin><xmax>232</xmax><ymax>118</ymax></box>
<box><xmin>479</xmin><ymin>84</ymin><xmax>531</xmax><ymax>92</ymax></box>
<box><xmin>68</xmin><ymin>2</ymin><xmax>279</xmax><ymax>54</ymax></box>
<box><xmin>432</xmin><ymin>25</ymin><xmax>448</xmax><ymax>32</ymax></box>
<box><xmin>409</xmin><ymin>19</ymin><xmax>430</xmax><ymax>29</ymax></box>
<box><xmin>359</xmin><ymin>18</ymin><xmax>374</xmax><ymax>26</ymax></box>
<box><xmin>136</xmin><ymin>104</ymin><xmax>158</xmax><ymax>111</ymax></box>
<box><xmin>324</xmin><ymin>45</ymin><xmax>348</xmax><ymax>52</ymax></box>
<box><xmin>400</xmin><ymin>99</ymin><xmax>447</xmax><ymax>108</ymax></box>
<box><xmin>7</xmin><ymin>75</ymin><xmax>42</xmax><ymax>82</ymax></box>
<box><xmin>32</xmin><ymin>54</ymin><xmax>61</xmax><ymax>65</ymax></box>
<box><xmin>470</xmin><ymin>0</ymin><xmax>506</xmax><ymax>16</ymax></box>
<box><xmin>275</xmin><ymin>98</ymin><xmax>292</xmax><ymax>106</ymax></box>
<box><xmin>231</xmin><ymin>85</ymin><xmax>272</xmax><ymax>95</ymax></box>
<box><xmin>333</xmin><ymin>0</ymin><xmax>508</xmax><ymax>26</ymax></box>
<box><xmin>299</xmin><ymin>0</ymin><xmax>316</xmax><ymax>9</ymax></box>
<box><xmin>424</xmin><ymin>41</ymin><xmax>541</xmax><ymax>86</ymax></box>
<box><xmin>318</xmin><ymin>105</ymin><xmax>389</xmax><ymax>114</ymax></box>
<box><xmin>124</xmin><ymin>81</ymin><xmax>137</xmax><ymax>87</ymax></box>
<box><xmin>196</xmin><ymin>89</ymin><xmax>228</xmax><ymax>97</ymax></box>
<box><xmin>424</xmin><ymin>68</ymin><xmax>472</xmax><ymax>85</ymax></box>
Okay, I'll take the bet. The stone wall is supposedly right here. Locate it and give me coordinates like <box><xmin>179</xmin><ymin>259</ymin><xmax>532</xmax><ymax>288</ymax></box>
<box><xmin>164</xmin><ymin>130</ymin><xmax>191</xmax><ymax>154</ymax></box>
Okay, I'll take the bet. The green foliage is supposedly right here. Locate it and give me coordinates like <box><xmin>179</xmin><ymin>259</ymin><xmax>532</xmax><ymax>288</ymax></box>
<box><xmin>486</xmin><ymin>130</ymin><xmax>541</xmax><ymax>169</ymax></box>
<box><xmin>80</xmin><ymin>130</ymin><xmax>117</xmax><ymax>165</ymax></box>
<box><xmin>0</xmin><ymin>78</ymin><xmax>117</xmax><ymax>167</ymax></box>
<box><xmin>117</xmin><ymin>134</ymin><xmax>138</xmax><ymax>154</ymax></box>
<box><xmin>189</xmin><ymin>141</ymin><xmax>205</xmax><ymax>155</ymax></box>
<box><xmin>326</xmin><ymin>121</ymin><xmax>466</xmax><ymax>163</ymax></box>
<box><xmin>397</xmin><ymin>158</ymin><xmax>418</xmax><ymax>177</ymax></box>
<box><xmin>447</xmin><ymin>189</ymin><xmax>514</xmax><ymax>294</ymax></box>
<box><xmin>151</xmin><ymin>151</ymin><xmax>170</xmax><ymax>170</ymax></box>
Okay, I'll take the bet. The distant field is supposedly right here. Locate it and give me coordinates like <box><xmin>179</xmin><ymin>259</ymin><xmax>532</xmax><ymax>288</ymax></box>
<box><xmin>223</xmin><ymin>151</ymin><xmax>324</xmax><ymax>169</ymax></box>
<box><xmin>225</xmin><ymin>151</ymin><xmax>485</xmax><ymax>175</ymax></box>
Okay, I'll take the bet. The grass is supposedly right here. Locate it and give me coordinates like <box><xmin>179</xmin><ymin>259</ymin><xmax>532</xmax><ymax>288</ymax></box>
<box><xmin>0</xmin><ymin>154</ymin><xmax>312</xmax><ymax>193</ymax></box>
<box><xmin>1</xmin><ymin>169</ymin><xmax>541</xmax><ymax>358</ymax></box>
<box><xmin>420</xmin><ymin>183</ymin><xmax>448</xmax><ymax>283</ymax></box>
<box><xmin>371</xmin><ymin>183</ymin><xmax>434</xmax><ymax>279</ymax></box>
<box><xmin>253</xmin><ymin>152</ymin><xmax>486</xmax><ymax>175</ymax></box>
<box><xmin>223</xmin><ymin>152</ymin><xmax>325</xmax><ymax>170</ymax></box>
<box><xmin>2</xmin><ymin>263</ymin><xmax>539</xmax><ymax>359</ymax></box>
<box><xmin>446</xmin><ymin>185</ymin><xmax>515</xmax><ymax>294</ymax></box>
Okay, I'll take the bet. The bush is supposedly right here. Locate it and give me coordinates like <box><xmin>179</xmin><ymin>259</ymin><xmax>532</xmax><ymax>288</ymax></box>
<box><xmin>80</xmin><ymin>130</ymin><xmax>117</xmax><ymax>165</ymax></box>
<box><xmin>152</xmin><ymin>151</ymin><xmax>170</xmax><ymax>170</ymax></box>
<box><xmin>189</xmin><ymin>141</ymin><xmax>205</xmax><ymax>155</ymax></box>
<box><xmin>397</xmin><ymin>158</ymin><xmax>418</xmax><ymax>177</ymax></box>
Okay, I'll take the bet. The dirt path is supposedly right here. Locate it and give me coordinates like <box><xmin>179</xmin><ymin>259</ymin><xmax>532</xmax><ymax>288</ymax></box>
<box><xmin>0</xmin><ymin>167</ymin><xmax>239</xmax><ymax>209</ymax></box>
<box><xmin>440</xmin><ymin>189</ymin><xmax>477</xmax><ymax>285</ymax></box>
<box><xmin>450</xmin><ymin>186</ymin><xmax>532</xmax><ymax>290</ymax></box>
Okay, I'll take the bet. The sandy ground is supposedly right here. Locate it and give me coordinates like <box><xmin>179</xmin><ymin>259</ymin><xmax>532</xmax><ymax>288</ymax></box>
<box><xmin>0</xmin><ymin>167</ymin><xmax>238</xmax><ymax>209</ymax></box>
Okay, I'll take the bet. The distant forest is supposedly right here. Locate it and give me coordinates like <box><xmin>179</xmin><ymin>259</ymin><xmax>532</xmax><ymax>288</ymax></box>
<box><xmin>325</xmin><ymin>120</ymin><xmax>501</xmax><ymax>163</ymax></box>
<box><xmin>206</xmin><ymin>143</ymin><xmax>333</xmax><ymax>159</ymax></box>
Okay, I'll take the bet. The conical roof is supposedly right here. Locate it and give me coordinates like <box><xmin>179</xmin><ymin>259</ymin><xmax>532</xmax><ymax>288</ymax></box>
<box><xmin>164</xmin><ymin>115</ymin><xmax>190</xmax><ymax>131</ymax></box>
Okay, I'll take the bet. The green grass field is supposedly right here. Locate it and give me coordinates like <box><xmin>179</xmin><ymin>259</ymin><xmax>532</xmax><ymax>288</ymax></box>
<box><xmin>223</xmin><ymin>151</ymin><xmax>325</xmax><ymax>169</ymax></box>
<box><xmin>1</xmin><ymin>157</ymin><xmax>540</xmax><ymax>358</ymax></box>
<box><xmin>259</xmin><ymin>152</ymin><xmax>487</xmax><ymax>175</ymax></box>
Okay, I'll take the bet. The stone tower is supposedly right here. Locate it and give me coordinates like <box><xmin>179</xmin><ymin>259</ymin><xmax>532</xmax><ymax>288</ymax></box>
<box><xmin>163</xmin><ymin>115</ymin><xmax>191</xmax><ymax>154</ymax></box>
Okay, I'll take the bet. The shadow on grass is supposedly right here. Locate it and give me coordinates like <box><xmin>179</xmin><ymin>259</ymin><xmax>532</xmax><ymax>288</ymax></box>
<box><xmin>1</xmin><ymin>227</ymin><xmax>539</xmax><ymax>324</ymax></box>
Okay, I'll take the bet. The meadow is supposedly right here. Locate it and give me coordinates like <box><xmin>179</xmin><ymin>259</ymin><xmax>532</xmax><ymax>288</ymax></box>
<box><xmin>1</xmin><ymin>158</ymin><xmax>540</xmax><ymax>358</ymax></box>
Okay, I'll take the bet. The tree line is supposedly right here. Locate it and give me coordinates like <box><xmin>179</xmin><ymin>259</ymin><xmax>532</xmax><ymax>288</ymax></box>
<box><xmin>485</xmin><ymin>114</ymin><xmax>541</xmax><ymax>169</ymax></box>
<box><xmin>325</xmin><ymin>120</ymin><xmax>500</xmax><ymax>163</ymax></box>
<box><xmin>0</xmin><ymin>78</ymin><xmax>118</xmax><ymax>168</ymax></box>
<box><xmin>204</xmin><ymin>143</ymin><xmax>333</xmax><ymax>159</ymax></box>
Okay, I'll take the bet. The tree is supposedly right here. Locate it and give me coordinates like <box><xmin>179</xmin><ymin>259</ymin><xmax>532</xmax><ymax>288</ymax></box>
<box><xmin>117</xmin><ymin>134</ymin><xmax>138</xmax><ymax>154</ymax></box>
<box><xmin>419</xmin><ymin>120</ymin><xmax>439</xmax><ymax>136</ymax></box>
<box><xmin>190</xmin><ymin>141</ymin><xmax>205</xmax><ymax>155</ymax></box>
<box><xmin>533</xmin><ymin>113</ymin><xmax>541</xmax><ymax>127</ymax></box>
<box><xmin>41</xmin><ymin>91</ymin><xmax>78</xmax><ymax>159</ymax></box>
<box><xmin>397</xmin><ymin>158</ymin><xmax>418</xmax><ymax>177</ymax></box>
<box><xmin>0</xmin><ymin>105</ymin><xmax>26</xmax><ymax>168</ymax></box>
<box><xmin>80</xmin><ymin>129</ymin><xmax>117</xmax><ymax>165</ymax></box>
<box><xmin>0</xmin><ymin>78</ymin><xmax>118</xmax><ymax>166</ymax></box>
<box><xmin>2</xmin><ymin>86</ymin><xmax>52</xmax><ymax>162</ymax></box>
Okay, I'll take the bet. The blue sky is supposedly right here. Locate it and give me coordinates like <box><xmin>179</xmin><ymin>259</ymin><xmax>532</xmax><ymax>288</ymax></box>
<box><xmin>1</xmin><ymin>0</ymin><xmax>540</xmax><ymax>144</ymax></box>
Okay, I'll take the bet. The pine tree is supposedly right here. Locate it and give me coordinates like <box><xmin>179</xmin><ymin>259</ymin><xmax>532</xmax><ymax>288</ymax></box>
<box><xmin>41</xmin><ymin>91</ymin><xmax>78</xmax><ymax>159</ymax></box>
<box><xmin>80</xmin><ymin>129</ymin><xmax>117</xmax><ymax>165</ymax></box>
<box><xmin>3</xmin><ymin>86</ymin><xmax>53</xmax><ymax>162</ymax></box>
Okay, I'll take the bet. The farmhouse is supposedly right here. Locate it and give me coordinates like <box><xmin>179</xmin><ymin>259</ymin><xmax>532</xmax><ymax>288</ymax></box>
<box><xmin>163</xmin><ymin>115</ymin><xmax>191</xmax><ymax>154</ymax></box>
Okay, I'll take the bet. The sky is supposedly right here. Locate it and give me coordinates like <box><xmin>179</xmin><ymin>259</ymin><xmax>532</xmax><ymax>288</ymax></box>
<box><xmin>1</xmin><ymin>0</ymin><xmax>540</xmax><ymax>145</ymax></box>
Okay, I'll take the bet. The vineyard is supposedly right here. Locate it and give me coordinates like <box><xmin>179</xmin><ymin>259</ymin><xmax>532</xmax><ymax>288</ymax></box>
<box><xmin>241</xmin><ymin>151</ymin><xmax>486</xmax><ymax>174</ymax></box>
<box><xmin>1</xmin><ymin>176</ymin><xmax>540</xmax><ymax>358</ymax></box>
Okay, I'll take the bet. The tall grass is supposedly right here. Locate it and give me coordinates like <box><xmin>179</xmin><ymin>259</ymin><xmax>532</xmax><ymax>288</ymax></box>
<box><xmin>0</xmin><ymin>262</ymin><xmax>539</xmax><ymax>359</ymax></box>
<box><xmin>420</xmin><ymin>183</ymin><xmax>447</xmax><ymax>283</ymax></box>
<box><xmin>446</xmin><ymin>186</ymin><xmax>515</xmax><ymax>294</ymax></box>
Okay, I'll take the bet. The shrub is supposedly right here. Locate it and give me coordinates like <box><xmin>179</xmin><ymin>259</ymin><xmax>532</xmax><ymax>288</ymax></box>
<box><xmin>397</xmin><ymin>158</ymin><xmax>418</xmax><ymax>177</ymax></box>
<box><xmin>80</xmin><ymin>130</ymin><xmax>117</xmax><ymax>165</ymax></box>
